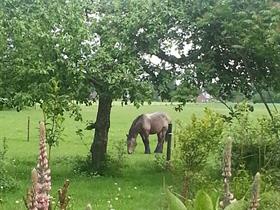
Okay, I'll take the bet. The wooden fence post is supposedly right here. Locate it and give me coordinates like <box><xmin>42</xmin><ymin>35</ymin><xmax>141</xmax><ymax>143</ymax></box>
<box><xmin>166</xmin><ymin>123</ymin><xmax>172</xmax><ymax>161</ymax></box>
<box><xmin>27</xmin><ymin>116</ymin><xmax>30</xmax><ymax>142</ymax></box>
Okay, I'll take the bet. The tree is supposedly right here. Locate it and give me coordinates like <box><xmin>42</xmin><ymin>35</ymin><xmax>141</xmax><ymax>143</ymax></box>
<box><xmin>0</xmin><ymin>0</ymin><xmax>93</xmax><ymax>157</ymax></box>
<box><xmin>183</xmin><ymin>0</ymin><xmax>280</xmax><ymax>117</ymax></box>
<box><xmin>84</xmin><ymin>0</ymin><xmax>181</xmax><ymax>171</ymax></box>
<box><xmin>1</xmin><ymin>0</ymin><xmax>181</xmax><ymax>172</ymax></box>
<box><xmin>139</xmin><ymin>0</ymin><xmax>280</xmax><ymax>118</ymax></box>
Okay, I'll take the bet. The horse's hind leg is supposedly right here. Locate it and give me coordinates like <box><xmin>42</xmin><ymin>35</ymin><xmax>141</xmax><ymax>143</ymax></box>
<box><xmin>154</xmin><ymin>131</ymin><xmax>166</xmax><ymax>153</ymax></box>
<box><xmin>140</xmin><ymin>133</ymin><xmax>151</xmax><ymax>154</ymax></box>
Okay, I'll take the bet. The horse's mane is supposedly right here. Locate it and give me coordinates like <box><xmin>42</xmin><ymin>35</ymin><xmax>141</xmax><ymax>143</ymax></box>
<box><xmin>128</xmin><ymin>114</ymin><xmax>143</xmax><ymax>136</ymax></box>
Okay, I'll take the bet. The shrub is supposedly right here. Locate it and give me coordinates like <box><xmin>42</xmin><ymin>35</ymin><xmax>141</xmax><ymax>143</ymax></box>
<box><xmin>174</xmin><ymin>108</ymin><xmax>225</xmax><ymax>201</ymax></box>
<box><xmin>0</xmin><ymin>137</ymin><xmax>17</xmax><ymax>192</ymax></box>
<box><xmin>229</xmin><ymin>105</ymin><xmax>280</xmax><ymax>173</ymax></box>
<box><xmin>175</xmin><ymin>108</ymin><xmax>225</xmax><ymax>173</ymax></box>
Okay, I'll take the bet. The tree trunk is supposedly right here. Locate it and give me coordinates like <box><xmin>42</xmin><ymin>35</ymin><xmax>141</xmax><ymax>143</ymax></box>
<box><xmin>90</xmin><ymin>94</ymin><xmax>113</xmax><ymax>172</ymax></box>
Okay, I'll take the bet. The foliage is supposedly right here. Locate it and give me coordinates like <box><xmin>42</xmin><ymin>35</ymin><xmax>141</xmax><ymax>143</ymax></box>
<box><xmin>259</xmin><ymin>191</ymin><xmax>280</xmax><ymax>210</ymax></box>
<box><xmin>224</xmin><ymin>200</ymin><xmax>247</xmax><ymax>210</ymax></box>
<box><xmin>74</xmin><ymin>140</ymin><xmax>127</xmax><ymax>177</ymax></box>
<box><xmin>154</xmin><ymin>153</ymin><xmax>168</xmax><ymax>171</ymax></box>
<box><xmin>41</xmin><ymin>79</ymin><xmax>83</xmax><ymax>158</ymax></box>
<box><xmin>165</xmin><ymin>188</ymin><xmax>187</xmax><ymax>210</ymax></box>
<box><xmin>0</xmin><ymin>0</ymin><xmax>93</xmax><ymax>107</ymax></box>
<box><xmin>103</xmin><ymin>140</ymin><xmax>127</xmax><ymax>176</ymax></box>
<box><xmin>193</xmin><ymin>190</ymin><xmax>215</xmax><ymax>210</ymax></box>
<box><xmin>229</xmin><ymin>108</ymin><xmax>280</xmax><ymax>173</ymax></box>
<box><xmin>185</xmin><ymin>0</ymin><xmax>280</xmax><ymax>101</ymax></box>
<box><xmin>0</xmin><ymin>138</ymin><xmax>17</xmax><ymax>193</ymax></box>
<box><xmin>0</xmin><ymin>0</ymin><xmax>90</xmax><ymax>157</ymax></box>
<box><xmin>231</xmin><ymin>169</ymin><xmax>252</xmax><ymax>200</ymax></box>
<box><xmin>165</xmin><ymin>189</ymin><xmax>248</xmax><ymax>210</ymax></box>
<box><xmin>0</xmin><ymin>0</ymin><xmax>183</xmax><ymax>172</ymax></box>
<box><xmin>176</xmin><ymin>108</ymin><xmax>225</xmax><ymax>172</ymax></box>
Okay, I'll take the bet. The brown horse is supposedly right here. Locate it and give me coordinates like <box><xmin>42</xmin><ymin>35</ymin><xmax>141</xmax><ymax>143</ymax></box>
<box><xmin>126</xmin><ymin>112</ymin><xmax>171</xmax><ymax>154</ymax></box>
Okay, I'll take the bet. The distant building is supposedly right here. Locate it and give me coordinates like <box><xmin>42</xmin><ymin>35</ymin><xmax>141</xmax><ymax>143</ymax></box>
<box><xmin>196</xmin><ymin>92</ymin><xmax>212</xmax><ymax>103</ymax></box>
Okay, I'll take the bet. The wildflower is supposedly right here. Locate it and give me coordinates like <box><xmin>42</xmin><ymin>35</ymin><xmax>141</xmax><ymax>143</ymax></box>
<box><xmin>58</xmin><ymin>179</ymin><xmax>71</xmax><ymax>209</ymax></box>
<box><xmin>114</xmin><ymin>182</ymin><xmax>118</xmax><ymax>185</ymax></box>
<box><xmin>118</xmin><ymin>187</ymin><xmax>121</xmax><ymax>191</ymax></box>
<box><xmin>36</xmin><ymin>122</ymin><xmax>51</xmax><ymax>209</ymax></box>
<box><xmin>24</xmin><ymin>122</ymin><xmax>51</xmax><ymax>210</ymax></box>
<box><xmin>15</xmin><ymin>200</ymin><xmax>20</xmax><ymax>204</ymax></box>
<box><xmin>134</xmin><ymin>186</ymin><xmax>137</xmax><ymax>190</ymax></box>
<box><xmin>249</xmin><ymin>172</ymin><xmax>261</xmax><ymax>210</ymax></box>
<box><xmin>115</xmin><ymin>197</ymin><xmax>119</xmax><ymax>201</ymax></box>
<box><xmin>220</xmin><ymin>137</ymin><xmax>235</xmax><ymax>209</ymax></box>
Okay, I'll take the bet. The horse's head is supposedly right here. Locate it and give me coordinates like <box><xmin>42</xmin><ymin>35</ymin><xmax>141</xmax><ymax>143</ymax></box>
<box><xmin>126</xmin><ymin>134</ymin><xmax>137</xmax><ymax>154</ymax></box>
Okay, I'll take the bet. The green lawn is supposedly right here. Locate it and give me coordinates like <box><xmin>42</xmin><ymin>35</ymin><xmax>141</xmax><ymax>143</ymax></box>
<box><xmin>0</xmin><ymin>102</ymin><xmax>273</xmax><ymax>210</ymax></box>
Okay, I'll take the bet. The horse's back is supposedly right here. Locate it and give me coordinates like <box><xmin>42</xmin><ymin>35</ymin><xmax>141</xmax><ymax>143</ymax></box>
<box><xmin>143</xmin><ymin>112</ymin><xmax>171</xmax><ymax>134</ymax></box>
<box><xmin>145</xmin><ymin>112</ymin><xmax>171</xmax><ymax>123</ymax></box>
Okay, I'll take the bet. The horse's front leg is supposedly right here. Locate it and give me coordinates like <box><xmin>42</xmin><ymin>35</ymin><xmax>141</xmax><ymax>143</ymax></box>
<box><xmin>154</xmin><ymin>131</ymin><xmax>166</xmax><ymax>153</ymax></box>
<box><xmin>140</xmin><ymin>133</ymin><xmax>151</xmax><ymax>154</ymax></box>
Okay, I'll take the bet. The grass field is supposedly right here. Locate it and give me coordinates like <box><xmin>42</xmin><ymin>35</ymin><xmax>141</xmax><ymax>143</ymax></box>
<box><xmin>0</xmin><ymin>102</ymin><xmax>273</xmax><ymax>210</ymax></box>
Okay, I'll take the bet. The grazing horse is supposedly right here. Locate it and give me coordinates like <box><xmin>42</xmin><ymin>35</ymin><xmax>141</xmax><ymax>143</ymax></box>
<box><xmin>126</xmin><ymin>112</ymin><xmax>171</xmax><ymax>154</ymax></box>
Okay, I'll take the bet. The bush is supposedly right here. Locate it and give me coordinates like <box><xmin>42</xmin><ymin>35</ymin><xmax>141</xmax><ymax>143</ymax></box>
<box><xmin>175</xmin><ymin>108</ymin><xmax>225</xmax><ymax>173</ymax></box>
<box><xmin>229</xmin><ymin>105</ymin><xmax>280</xmax><ymax>173</ymax></box>
<box><xmin>0</xmin><ymin>138</ymin><xmax>17</xmax><ymax>193</ymax></box>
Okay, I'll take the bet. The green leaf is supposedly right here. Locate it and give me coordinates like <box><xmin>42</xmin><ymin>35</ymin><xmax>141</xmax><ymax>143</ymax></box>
<box><xmin>194</xmin><ymin>190</ymin><xmax>214</xmax><ymax>210</ymax></box>
<box><xmin>208</xmin><ymin>190</ymin><xmax>220</xmax><ymax>210</ymax></box>
<box><xmin>224</xmin><ymin>200</ymin><xmax>247</xmax><ymax>210</ymax></box>
<box><xmin>165</xmin><ymin>188</ymin><xmax>187</xmax><ymax>210</ymax></box>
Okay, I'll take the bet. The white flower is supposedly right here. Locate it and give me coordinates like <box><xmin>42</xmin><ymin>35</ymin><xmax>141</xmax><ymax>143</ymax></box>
<box><xmin>15</xmin><ymin>200</ymin><xmax>20</xmax><ymax>204</ymax></box>
<box><xmin>115</xmin><ymin>197</ymin><xmax>119</xmax><ymax>201</ymax></box>
<box><xmin>134</xmin><ymin>186</ymin><xmax>137</xmax><ymax>190</ymax></box>
<box><xmin>114</xmin><ymin>182</ymin><xmax>118</xmax><ymax>185</ymax></box>
<box><xmin>118</xmin><ymin>187</ymin><xmax>121</xmax><ymax>191</ymax></box>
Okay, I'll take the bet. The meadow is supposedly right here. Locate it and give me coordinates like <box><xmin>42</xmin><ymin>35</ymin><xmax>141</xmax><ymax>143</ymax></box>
<box><xmin>0</xmin><ymin>102</ymin><xmax>272</xmax><ymax>210</ymax></box>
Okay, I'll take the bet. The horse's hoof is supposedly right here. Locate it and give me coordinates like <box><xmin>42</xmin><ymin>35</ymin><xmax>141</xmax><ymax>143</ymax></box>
<box><xmin>144</xmin><ymin>151</ymin><xmax>151</xmax><ymax>154</ymax></box>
